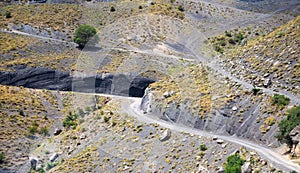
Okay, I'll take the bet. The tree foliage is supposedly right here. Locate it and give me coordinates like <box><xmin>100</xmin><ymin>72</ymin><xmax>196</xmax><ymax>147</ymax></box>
<box><xmin>74</xmin><ymin>25</ymin><xmax>98</xmax><ymax>48</ymax></box>
<box><xmin>225</xmin><ymin>154</ymin><xmax>244</xmax><ymax>173</ymax></box>
<box><xmin>276</xmin><ymin>106</ymin><xmax>300</xmax><ymax>148</ymax></box>
<box><xmin>271</xmin><ymin>94</ymin><xmax>290</xmax><ymax>109</ymax></box>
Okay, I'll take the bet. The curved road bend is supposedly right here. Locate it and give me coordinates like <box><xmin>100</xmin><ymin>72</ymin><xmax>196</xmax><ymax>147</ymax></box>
<box><xmin>117</xmin><ymin>97</ymin><xmax>300</xmax><ymax>172</ymax></box>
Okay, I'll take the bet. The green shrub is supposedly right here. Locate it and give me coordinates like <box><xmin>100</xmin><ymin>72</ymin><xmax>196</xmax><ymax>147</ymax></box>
<box><xmin>220</xmin><ymin>39</ymin><xmax>226</xmax><ymax>46</ymax></box>
<box><xmin>225</xmin><ymin>30</ymin><xmax>232</xmax><ymax>37</ymax></box>
<box><xmin>85</xmin><ymin>106</ymin><xmax>91</xmax><ymax>113</ymax></box>
<box><xmin>37</xmin><ymin>168</ymin><xmax>45</xmax><ymax>173</ymax></box>
<box><xmin>103</xmin><ymin>116</ymin><xmax>110</xmax><ymax>123</ymax></box>
<box><xmin>271</xmin><ymin>94</ymin><xmax>290</xmax><ymax>108</ymax></box>
<box><xmin>78</xmin><ymin>108</ymin><xmax>85</xmax><ymax>117</ymax></box>
<box><xmin>40</xmin><ymin>127</ymin><xmax>49</xmax><ymax>136</ymax></box>
<box><xmin>5</xmin><ymin>11</ymin><xmax>11</xmax><ymax>18</ymax></box>
<box><xmin>225</xmin><ymin>154</ymin><xmax>244</xmax><ymax>173</ymax></box>
<box><xmin>19</xmin><ymin>109</ymin><xmax>25</xmax><ymax>116</ymax></box>
<box><xmin>178</xmin><ymin>5</ymin><xmax>184</xmax><ymax>12</ymax></box>
<box><xmin>199</xmin><ymin>144</ymin><xmax>207</xmax><ymax>151</ymax></box>
<box><xmin>46</xmin><ymin>161</ymin><xmax>58</xmax><ymax>170</ymax></box>
<box><xmin>63</xmin><ymin>112</ymin><xmax>78</xmax><ymax>129</ymax></box>
<box><xmin>228</xmin><ymin>38</ymin><xmax>236</xmax><ymax>45</ymax></box>
<box><xmin>252</xmin><ymin>87</ymin><xmax>261</xmax><ymax>95</ymax></box>
<box><xmin>276</xmin><ymin>106</ymin><xmax>300</xmax><ymax>149</ymax></box>
<box><xmin>110</xmin><ymin>6</ymin><xmax>116</xmax><ymax>12</ymax></box>
<box><xmin>28</xmin><ymin>126</ymin><xmax>38</xmax><ymax>134</ymax></box>
<box><xmin>74</xmin><ymin>25</ymin><xmax>98</xmax><ymax>48</ymax></box>
<box><xmin>214</xmin><ymin>45</ymin><xmax>224</xmax><ymax>53</ymax></box>
<box><xmin>0</xmin><ymin>152</ymin><xmax>4</xmax><ymax>163</ymax></box>
<box><xmin>234</xmin><ymin>33</ymin><xmax>244</xmax><ymax>43</ymax></box>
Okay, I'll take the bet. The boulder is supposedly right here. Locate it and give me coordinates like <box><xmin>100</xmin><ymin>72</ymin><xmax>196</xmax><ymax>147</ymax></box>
<box><xmin>29</xmin><ymin>157</ymin><xmax>38</xmax><ymax>170</ymax></box>
<box><xmin>36</xmin><ymin>164</ymin><xmax>43</xmax><ymax>171</ymax></box>
<box><xmin>217</xmin><ymin>167</ymin><xmax>225</xmax><ymax>173</ymax></box>
<box><xmin>53</xmin><ymin>128</ymin><xmax>62</xmax><ymax>136</ymax></box>
<box><xmin>241</xmin><ymin>162</ymin><xmax>252</xmax><ymax>173</ymax></box>
<box><xmin>232</xmin><ymin>107</ymin><xmax>238</xmax><ymax>111</ymax></box>
<box><xmin>163</xmin><ymin>91</ymin><xmax>175</xmax><ymax>99</ymax></box>
<box><xmin>221</xmin><ymin>144</ymin><xmax>227</xmax><ymax>148</ymax></box>
<box><xmin>80</xmin><ymin>133</ymin><xmax>86</xmax><ymax>140</ymax></box>
<box><xmin>263</xmin><ymin>78</ymin><xmax>271</xmax><ymax>87</ymax></box>
<box><xmin>49</xmin><ymin>153</ymin><xmax>58</xmax><ymax>162</ymax></box>
<box><xmin>159</xmin><ymin>129</ymin><xmax>171</xmax><ymax>142</ymax></box>
<box><xmin>216</xmin><ymin>139</ymin><xmax>224</xmax><ymax>144</ymax></box>
<box><xmin>290</xmin><ymin>125</ymin><xmax>300</xmax><ymax>142</ymax></box>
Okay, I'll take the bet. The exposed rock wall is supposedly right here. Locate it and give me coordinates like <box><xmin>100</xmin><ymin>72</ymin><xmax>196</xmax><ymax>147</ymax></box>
<box><xmin>141</xmin><ymin>89</ymin><xmax>281</xmax><ymax>147</ymax></box>
<box><xmin>0</xmin><ymin>67</ymin><xmax>155</xmax><ymax>97</ymax></box>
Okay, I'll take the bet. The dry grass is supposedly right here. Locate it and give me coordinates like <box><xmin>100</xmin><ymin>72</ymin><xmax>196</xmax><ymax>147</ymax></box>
<box><xmin>2</xmin><ymin>51</ymin><xmax>76</xmax><ymax>71</ymax></box>
<box><xmin>1</xmin><ymin>4</ymin><xmax>82</xmax><ymax>32</ymax></box>
<box><xmin>0</xmin><ymin>32</ymin><xmax>36</xmax><ymax>54</ymax></box>
<box><xmin>149</xmin><ymin>64</ymin><xmax>231</xmax><ymax>118</ymax></box>
<box><xmin>0</xmin><ymin>85</ymin><xmax>59</xmax><ymax>170</ymax></box>
<box><xmin>222</xmin><ymin>16</ymin><xmax>300</xmax><ymax>94</ymax></box>
<box><xmin>0</xmin><ymin>32</ymin><xmax>78</xmax><ymax>71</ymax></box>
<box><xmin>83</xmin><ymin>0</ymin><xmax>184</xmax><ymax>30</ymax></box>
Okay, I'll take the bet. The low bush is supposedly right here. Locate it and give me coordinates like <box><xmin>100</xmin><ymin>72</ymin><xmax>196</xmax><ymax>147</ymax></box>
<box><xmin>0</xmin><ymin>152</ymin><xmax>4</xmax><ymax>163</ymax></box>
<box><xmin>63</xmin><ymin>112</ymin><xmax>78</xmax><ymax>129</ymax></box>
<box><xmin>199</xmin><ymin>144</ymin><xmax>207</xmax><ymax>151</ymax></box>
<box><xmin>252</xmin><ymin>87</ymin><xmax>261</xmax><ymax>95</ymax></box>
<box><xmin>225</xmin><ymin>153</ymin><xmax>244</xmax><ymax>173</ymax></box>
<box><xmin>110</xmin><ymin>6</ymin><xmax>116</xmax><ymax>12</ymax></box>
<box><xmin>178</xmin><ymin>5</ymin><xmax>184</xmax><ymax>12</ymax></box>
<box><xmin>271</xmin><ymin>94</ymin><xmax>290</xmax><ymax>108</ymax></box>
<box><xmin>46</xmin><ymin>161</ymin><xmax>58</xmax><ymax>170</ymax></box>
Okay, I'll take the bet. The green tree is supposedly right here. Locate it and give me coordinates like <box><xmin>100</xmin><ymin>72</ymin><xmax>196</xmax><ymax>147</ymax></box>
<box><xmin>225</xmin><ymin>154</ymin><xmax>244</xmax><ymax>173</ymax></box>
<box><xmin>74</xmin><ymin>25</ymin><xmax>99</xmax><ymax>48</ymax></box>
<box><xmin>276</xmin><ymin>106</ymin><xmax>300</xmax><ymax>149</ymax></box>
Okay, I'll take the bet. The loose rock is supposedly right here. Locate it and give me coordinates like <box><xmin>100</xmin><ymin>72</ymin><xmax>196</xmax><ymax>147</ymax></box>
<box><xmin>232</xmin><ymin>107</ymin><xmax>238</xmax><ymax>111</ymax></box>
<box><xmin>216</xmin><ymin>139</ymin><xmax>224</xmax><ymax>144</ymax></box>
<box><xmin>242</xmin><ymin>162</ymin><xmax>252</xmax><ymax>173</ymax></box>
<box><xmin>50</xmin><ymin>153</ymin><xmax>58</xmax><ymax>162</ymax></box>
<box><xmin>29</xmin><ymin>157</ymin><xmax>38</xmax><ymax>170</ymax></box>
<box><xmin>54</xmin><ymin>128</ymin><xmax>62</xmax><ymax>136</ymax></box>
<box><xmin>159</xmin><ymin>129</ymin><xmax>171</xmax><ymax>142</ymax></box>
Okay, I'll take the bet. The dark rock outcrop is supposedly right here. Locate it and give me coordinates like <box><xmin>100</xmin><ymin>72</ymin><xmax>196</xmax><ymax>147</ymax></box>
<box><xmin>0</xmin><ymin>67</ymin><xmax>72</xmax><ymax>91</ymax></box>
<box><xmin>0</xmin><ymin>67</ymin><xmax>155</xmax><ymax>97</ymax></box>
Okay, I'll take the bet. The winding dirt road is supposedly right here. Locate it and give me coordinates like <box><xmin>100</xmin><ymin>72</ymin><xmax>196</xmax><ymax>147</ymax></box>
<box><xmin>1</xmin><ymin>2</ymin><xmax>300</xmax><ymax>171</ymax></box>
<box><xmin>118</xmin><ymin>97</ymin><xmax>300</xmax><ymax>172</ymax></box>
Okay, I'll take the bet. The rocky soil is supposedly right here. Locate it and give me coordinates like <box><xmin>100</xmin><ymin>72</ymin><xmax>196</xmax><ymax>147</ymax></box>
<box><xmin>219</xmin><ymin>16</ymin><xmax>300</xmax><ymax>97</ymax></box>
<box><xmin>0</xmin><ymin>0</ymin><xmax>299</xmax><ymax>172</ymax></box>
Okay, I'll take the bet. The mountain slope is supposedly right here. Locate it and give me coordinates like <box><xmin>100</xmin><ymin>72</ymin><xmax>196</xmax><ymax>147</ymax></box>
<box><xmin>220</xmin><ymin>16</ymin><xmax>300</xmax><ymax>96</ymax></box>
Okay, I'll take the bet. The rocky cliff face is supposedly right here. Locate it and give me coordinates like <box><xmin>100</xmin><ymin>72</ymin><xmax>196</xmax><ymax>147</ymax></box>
<box><xmin>0</xmin><ymin>67</ymin><xmax>155</xmax><ymax>97</ymax></box>
<box><xmin>141</xmin><ymin>88</ymin><xmax>282</xmax><ymax>147</ymax></box>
